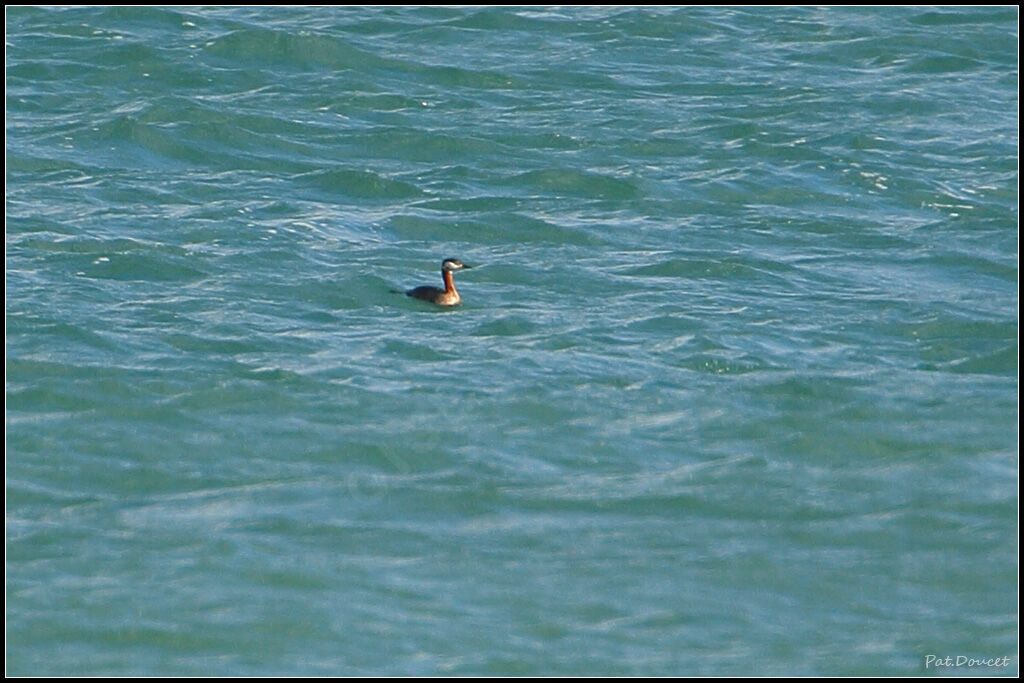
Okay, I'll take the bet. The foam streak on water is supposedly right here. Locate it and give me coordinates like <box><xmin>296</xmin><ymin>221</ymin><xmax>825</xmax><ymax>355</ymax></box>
<box><xmin>6</xmin><ymin>6</ymin><xmax>1018</xmax><ymax>676</ymax></box>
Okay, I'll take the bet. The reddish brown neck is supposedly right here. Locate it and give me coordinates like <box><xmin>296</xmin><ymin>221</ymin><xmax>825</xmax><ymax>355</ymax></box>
<box><xmin>442</xmin><ymin>269</ymin><xmax>456</xmax><ymax>294</ymax></box>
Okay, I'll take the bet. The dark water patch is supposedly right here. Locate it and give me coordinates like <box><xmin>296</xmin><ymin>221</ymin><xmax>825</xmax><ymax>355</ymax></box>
<box><xmin>5</xmin><ymin>155</ymin><xmax>109</xmax><ymax>186</ymax></box>
<box><xmin>679</xmin><ymin>353</ymin><xmax>771</xmax><ymax>376</ymax></box>
<box><xmin>380</xmin><ymin>339</ymin><xmax>453</xmax><ymax>362</ymax></box>
<box><xmin>623</xmin><ymin>256</ymin><xmax>798</xmax><ymax>283</ymax></box>
<box><xmin>341</xmin><ymin>128</ymin><xmax>505</xmax><ymax>164</ymax></box>
<box><xmin>158</xmin><ymin>369</ymin><xmax>323</xmax><ymax>415</ymax></box>
<box><xmin>420</xmin><ymin>64</ymin><xmax>526</xmax><ymax>91</ymax></box>
<box><xmin>89</xmin><ymin>109</ymin><xmax>319</xmax><ymax>174</ymax></box>
<box><xmin>508</xmin><ymin>169</ymin><xmax>643</xmax><ymax>200</ymax></box>
<box><xmin>469</xmin><ymin>316</ymin><xmax>540</xmax><ymax>338</ymax></box>
<box><xmin>749</xmin><ymin>374</ymin><xmax>870</xmax><ymax>410</ymax></box>
<box><xmin>503</xmin><ymin>131</ymin><xmax>590</xmax><ymax>152</ymax></box>
<box><xmin>907</xmin><ymin>9</ymin><xmax>1020</xmax><ymax>27</ymax></box>
<box><xmin>276</xmin><ymin>279</ymin><xmax>367</xmax><ymax>313</ymax></box>
<box><xmin>7</xmin><ymin>319</ymin><xmax>119</xmax><ymax>358</ymax></box>
<box><xmin>445</xmin><ymin>6</ymin><xmax>604</xmax><ymax>33</ymax></box>
<box><xmin>620</xmin><ymin>313</ymin><xmax>698</xmax><ymax>337</ymax></box>
<box><xmin>386</xmin><ymin>214</ymin><xmax>486</xmax><ymax>243</ymax></box>
<box><xmin>159</xmin><ymin>331</ymin><xmax>266</xmax><ymax>356</ymax></box>
<box><xmin>411</xmin><ymin>196</ymin><xmax>523</xmax><ymax>213</ymax></box>
<box><xmin>895</xmin><ymin>317</ymin><xmax>1016</xmax><ymax>346</ymax></box>
<box><xmin>205</xmin><ymin>28</ymin><xmax>397</xmax><ymax>72</ymax></box>
<box><xmin>15</xmin><ymin>236</ymin><xmax>183</xmax><ymax>256</ymax></box>
<box><xmin>81</xmin><ymin>253</ymin><xmax>207</xmax><ymax>283</ymax></box>
<box><xmin>9</xmin><ymin>244</ymin><xmax>207</xmax><ymax>289</ymax></box>
<box><xmin>475</xmin><ymin>213</ymin><xmax>611</xmax><ymax>246</ymax></box>
<box><xmin>298</xmin><ymin>168</ymin><xmax>423</xmax><ymax>200</ymax></box>
<box><xmin>338</xmin><ymin>92</ymin><xmax>431</xmax><ymax>112</ymax></box>
<box><xmin>931</xmin><ymin>344</ymin><xmax>1018</xmax><ymax>377</ymax></box>
<box><xmin>622</xmin><ymin>136</ymin><xmax>704</xmax><ymax>158</ymax></box>
<box><xmin>95</xmin><ymin>4</ymin><xmax>199</xmax><ymax>28</ymax></box>
<box><xmin>905</xmin><ymin>55</ymin><xmax>985</xmax><ymax>74</ymax></box>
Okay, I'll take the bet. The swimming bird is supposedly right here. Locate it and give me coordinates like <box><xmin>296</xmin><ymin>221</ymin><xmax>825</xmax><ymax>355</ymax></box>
<box><xmin>406</xmin><ymin>258</ymin><xmax>472</xmax><ymax>306</ymax></box>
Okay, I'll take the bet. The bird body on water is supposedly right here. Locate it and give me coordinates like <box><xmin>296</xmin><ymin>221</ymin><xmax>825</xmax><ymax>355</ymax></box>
<box><xmin>406</xmin><ymin>258</ymin><xmax>471</xmax><ymax>306</ymax></box>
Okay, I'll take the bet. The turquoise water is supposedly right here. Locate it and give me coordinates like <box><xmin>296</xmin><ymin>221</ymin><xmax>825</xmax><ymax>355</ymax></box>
<box><xmin>6</xmin><ymin>6</ymin><xmax>1018</xmax><ymax>676</ymax></box>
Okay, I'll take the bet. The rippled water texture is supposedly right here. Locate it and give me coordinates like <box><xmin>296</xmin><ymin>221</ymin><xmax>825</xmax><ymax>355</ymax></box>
<box><xmin>6</xmin><ymin>6</ymin><xmax>1018</xmax><ymax>676</ymax></box>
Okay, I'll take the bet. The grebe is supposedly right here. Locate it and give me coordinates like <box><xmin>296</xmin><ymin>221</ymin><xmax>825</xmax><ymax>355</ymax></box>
<box><xmin>406</xmin><ymin>258</ymin><xmax>472</xmax><ymax>306</ymax></box>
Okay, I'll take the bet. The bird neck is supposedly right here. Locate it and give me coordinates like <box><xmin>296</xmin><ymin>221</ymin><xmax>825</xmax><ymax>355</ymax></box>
<box><xmin>442</xmin><ymin>269</ymin><xmax>457</xmax><ymax>294</ymax></box>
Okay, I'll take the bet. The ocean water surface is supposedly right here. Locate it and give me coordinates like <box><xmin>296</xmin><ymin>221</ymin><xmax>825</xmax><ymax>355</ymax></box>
<box><xmin>6</xmin><ymin>5</ymin><xmax>1018</xmax><ymax>676</ymax></box>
